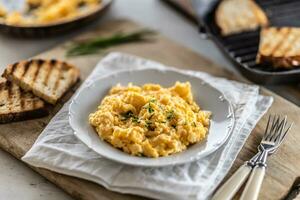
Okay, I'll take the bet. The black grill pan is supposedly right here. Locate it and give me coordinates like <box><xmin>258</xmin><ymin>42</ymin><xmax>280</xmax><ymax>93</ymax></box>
<box><xmin>192</xmin><ymin>0</ymin><xmax>300</xmax><ymax>84</ymax></box>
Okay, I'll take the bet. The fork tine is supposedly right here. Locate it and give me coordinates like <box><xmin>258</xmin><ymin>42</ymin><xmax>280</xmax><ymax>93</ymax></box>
<box><xmin>273</xmin><ymin>116</ymin><xmax>287</xmax><ymax>143</ymax></box>
<box><xmin>268</xmin><ymin>115</ymin><xmax>278</xmax><ymax>141</ymax></box>
<box><xmin>266</xmin><ymin>115</ymin><xmax>278</xmax><ymax>140</ymax></box>
<box><xmin>277</xmin><ymin>122</ymin><xmax>293</xmax><ymax>145</ymax></box>
<box><xmin>266</xmin><ymin>115</ymin><xmax>280</xmax><ymax>141</ymax></box>
<box><xmin>274</xmin><ymin>116</ymin><xmax>285</xmax><ymax>139</ymax></box>
<box><xmin>262</xmin><ymin>115</ymin><xmax>272</xmax><ymax>140</ymax></box>
<box><xmin>262</xmin><ymin>115</ymin><xmax>292</xmax><ymax>145</ymax></box>
<box><xmin>271</xmin><ymin>115</ymin><xmax>279</xmax><ymax>128</ymax></box>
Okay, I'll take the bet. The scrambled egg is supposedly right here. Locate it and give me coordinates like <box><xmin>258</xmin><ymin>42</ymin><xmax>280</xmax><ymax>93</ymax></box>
<box><xmin>89</xmin><ymin>82</ymin><xmax>211</xmax><ymax>158</ymax></box>
<box><xmin>1</xmin><ymin>0</ymin><xmax>101</xmax><ymax>25</ymax></box>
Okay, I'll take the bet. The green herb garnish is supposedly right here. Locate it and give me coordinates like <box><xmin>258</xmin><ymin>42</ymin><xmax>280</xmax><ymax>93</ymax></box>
<box><xmin>158</xmin><ymin>104</ymin><xmax>164</xmax><ymax>110</ymax></box>
<box><xmin>146</xmin><ymin>120</ymin><xmax>152</xmax><ymax>127</ymax></box>
<box><xmin>149</xmin><ymin>98</ymin><xmax>157</xmax><ymax>103</ymax></box>
<box><xmin>120</xmin><ymin>111</ymin><xmax>139</xmax><ymax>123</ymax></box>
<box><xmin>149</xmin><ymin>114</ymin><xmax>154</xmax><ymax>120</ymax></box>
<box><xmin>132</xmin><ymin>116</ymin><xmax>140</xmax><ymax>123</ymax></box>
<box><xmin>66</xmin><ymin>30</ymin><xmax>156</xmax><ymax>56</ymax></box>
<box><xmin>148</xmin><ymin>106</ymin><xmax>154</xmax><ymax>113</ymax></box>
<box><xmin>121</xmin><ymin>111</ymin><xmax>134</xmax><ymax>120</ymax></box>
<box><xmin>145</xmin><ymin>120</ymin><xmax>155</xmax><ymax>131</ymax></box>
<box><xmin>144</xmin><ymin>102</ymin><xmax>154</xmax><ymax>113</ymax></box>
<box><xmin>166</xmin><ymin>110</ymin><xmax>175</xmax><ymax>120</ymax></box>
<box><xmin>145</xmin><ymin>120</ymin><xmax>151</xmax><ymax>129</ymax></box>
<box><xmin>192</xmin><ymin>122</ymin><xmax>196</xmax><ymax>127</ymax></box>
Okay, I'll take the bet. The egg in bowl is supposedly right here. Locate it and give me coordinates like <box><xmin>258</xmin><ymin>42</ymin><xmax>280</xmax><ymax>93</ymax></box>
<box><xmin>89</xmin><ymin>81</ymin><xmax>211</xmax><ymax>158</ymax></box>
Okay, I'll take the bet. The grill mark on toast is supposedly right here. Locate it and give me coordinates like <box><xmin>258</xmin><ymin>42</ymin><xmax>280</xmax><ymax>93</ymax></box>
<box><xmin>50</xmin><ymin>59</ymin><xmax>57</xmax><ymax>65</ymax></box>
<box><xmin>3</xmin><ymin>59</ymin><xmax>79</xmax><ymax>105</ymax></box>
<box><xmin>43</xmin><ymin>60</ymin><xmax>54</xmax><ymax>85</ymax></box>
<box><xmin>272</xmin><ymin>29</ymin><xmax>297</xmax><ymax>57</ymax></box>
<box><xmin>0</xmin><ymin>75</ymin><xmax>47</xmax><ymax>123</ymax></box>
<box><xmin>0</xmin><ymin>82</ymin><xmax>6</xmax><ymax>109</ymax></box>
<box><xmin>22</xmin><ymin>60</ymin><xmax>33</xmax><ymax>78</ymax></box>
<box><xmin>31</xmin><ymin>59</ymin><xmax>43</xmax><ymax>86</ymax></box>
<box><xmin>6</xmin><ymin>81</ymin><xmax>12</xmax><ymax>111</ymax></box>
<box><xmin>32</xmin><ymin>98</ymin><xmax>36</xmax><ymax>110</ymax></box>
<box><xmin>6</xmin><ymin>81</ymin><xmax>11</xmax><ymax>96</ymax></box>
<box><xmin>259</xmin><ymin>29</ymin><xmax>271</xmax><ymax>56</ymax></box>
<box><xmin>284</xmin><ymin>33</ymin><xmax>300</xmax><ymax>56</ymax></box>
<box><xmin>20</xmin><ymin>88</ymin><xmax>24</xmax><ymax>110</ymax></box>
<box><xmin>269</xmin><ymin>28</ymin><xmax>291</xmax><ymax>57</ymax></box>
<box><xmin>53</xmin><ymin>64</ymin><xmax>62</xmax><ymax>92</ymax></box>
<box><xmin>0</xmin><ymin>82</ymin><xmax>5</xmax><ymax>91</ymax></box>
<box><xmin>258</xmin><ymin>27</ymin><xmax>300</xmax><ymax>68</ymax></box>
<box><xmin>36</xmin><ymin>59</ymin><xmax>45</xmax><ymax>66</ymax></box>
<box><xmin>0</xmin><ymin>81</ymin><xmax>8</xmax><ymax>110</ymax></box>
<box><xmin>11</xmin><ymin>62</ymin><xmax>19</xmax><ymax>75</ymax></box>
<box><xmin>284</xmin><ymin>39</ymin><xmax>298</xmax><ymax>57</ymax></box>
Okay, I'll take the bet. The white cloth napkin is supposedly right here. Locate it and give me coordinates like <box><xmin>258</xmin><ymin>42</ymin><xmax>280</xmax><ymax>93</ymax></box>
<box><xmin>22</xmin><ymin>52</ymin><xmax>273</xmax><ymax>200</ymax></box>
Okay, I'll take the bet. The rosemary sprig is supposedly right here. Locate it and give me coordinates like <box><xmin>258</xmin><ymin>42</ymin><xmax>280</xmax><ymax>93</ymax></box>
<box><xmin>66</xmin><ymin>29</ymin><xmax>155</xmax><ymax>56</ymax></box>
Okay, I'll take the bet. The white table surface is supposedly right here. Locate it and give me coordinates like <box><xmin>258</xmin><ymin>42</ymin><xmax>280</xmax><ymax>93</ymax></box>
<box><xmin>0</xmin><ymin>1</ymin><xmax>296</xmax><ymax>200</ymax></box>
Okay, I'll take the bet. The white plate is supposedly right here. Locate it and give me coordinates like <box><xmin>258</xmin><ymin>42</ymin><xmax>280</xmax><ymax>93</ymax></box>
<box><xmin>69</xmin><ymin>68</ymin><xmax>235</xmax><ymax>167</ymax></box>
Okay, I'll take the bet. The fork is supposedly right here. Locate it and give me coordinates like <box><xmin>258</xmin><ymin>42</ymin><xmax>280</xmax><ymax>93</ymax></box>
<box><xmin>240</xmin><ymin>115</ymin><xmax>292</xmax><ymax>200</ymax></box>
<box><xmin>212</xmin><ymin>115</ymin><xmax>292</xmax><ymax>200</ymax></box>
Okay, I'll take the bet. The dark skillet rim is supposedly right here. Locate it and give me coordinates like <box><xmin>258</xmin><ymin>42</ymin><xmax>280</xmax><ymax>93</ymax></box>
<box><xmin>0</xmin><ymin>0</ymin><xmax>112</xmax><ymax>29</ymax></box>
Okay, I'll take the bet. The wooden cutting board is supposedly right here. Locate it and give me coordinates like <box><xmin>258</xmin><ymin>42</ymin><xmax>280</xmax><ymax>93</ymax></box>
<box><xmin>0</xmin><ymin>19</ymin><xmax>299</xmax><ymax>200</ymax></box>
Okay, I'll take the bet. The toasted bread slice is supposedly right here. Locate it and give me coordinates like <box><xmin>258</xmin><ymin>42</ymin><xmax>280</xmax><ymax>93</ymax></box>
<box><xmin>256</xmin><ymin>27</ymin><xmax>300</xmax><ymax>69</ymax></box>
<box><xmin>215</xmin><ymin>0</ymin><xmax>268</xmax><ymax>36</ymax></box>
<box><xmin>3</xmin><ymin>59</ymin><xmax>80</xmax><ymax>104</ymax></box>
<box><xmin>0</xmin><ymin>78</ymin><xmax>48</xmax><ymax>124</ymax></box>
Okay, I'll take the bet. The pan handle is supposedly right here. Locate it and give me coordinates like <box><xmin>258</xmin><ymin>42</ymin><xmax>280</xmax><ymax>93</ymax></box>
<box><xmin>190</xmin><ymin>0</ymin><xmax>220</xmax><ymax>36</ymax></box>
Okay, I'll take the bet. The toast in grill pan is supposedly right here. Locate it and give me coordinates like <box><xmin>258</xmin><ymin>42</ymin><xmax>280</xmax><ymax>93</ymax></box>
<box><xmin>0</xmin><ymin>78</ymin><xmax>48</xmax><ymax>124</ymax></box>
<box><xmin>3</xmin><ymin>59</ymin><xmax>80</xmax><ymax>104</ymax></box>
<box><xmin>257</xmin><ymin>27</ymin><xmax>300</xmax><ymax>69</ymax></box>
<box><xmin>215</xmin><ymin>0</ymin><xmax>268</xmax><ymax>36</ymax></box>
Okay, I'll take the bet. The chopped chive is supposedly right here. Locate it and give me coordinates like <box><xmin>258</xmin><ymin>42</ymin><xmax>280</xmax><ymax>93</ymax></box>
<box><xmin>145</xmin><ymin>120</ymin><xmax>155</xmax><ymax>131</ymax></box>
<box><xmin>166</xmin><ymin>110</ymin><xmax>175</xmax><ymax>120</ymax></box>
<box><xmin>149</xmin><ymin>98</ymin><xmax>157</xmax><ymax>103</ymax></box>
<box><xmin>132</xmin><ymin>116</ymin><xmax>140</xmax><ymax>123</ymax></box>
<box><xmin>148</xmin><ymin>106</ymin><xmax>154</xmax><ymax>113</ymax></box>
<box><xmin>120</xmin><ymin>111</ymin><xmax>139</xmax><ymax>123</ymax></box>
<box><xmin>144</xmin><ymin>102</ymin><xmax>154</xmax><ymax>113</ymax></box>
<box><xmin>121</xmin><ymin>111</ymin><xmax>134</xmax><ymax>119</ymax></box>
<box><xmin>149</xmin><ymin>114</ymin><xmax>154</xmax><ymax>120</ymax></box>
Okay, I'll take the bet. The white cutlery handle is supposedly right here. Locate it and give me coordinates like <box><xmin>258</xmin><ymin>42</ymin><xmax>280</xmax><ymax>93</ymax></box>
<box><xmin>212</xmin><ymin>164</ymin><xmax>252</xmax><ymax>200</ymax></box>
<box><xmin>240</xmin><ymin>165</ymin><xmax>266</xmax><ymax>200</ymax></box>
